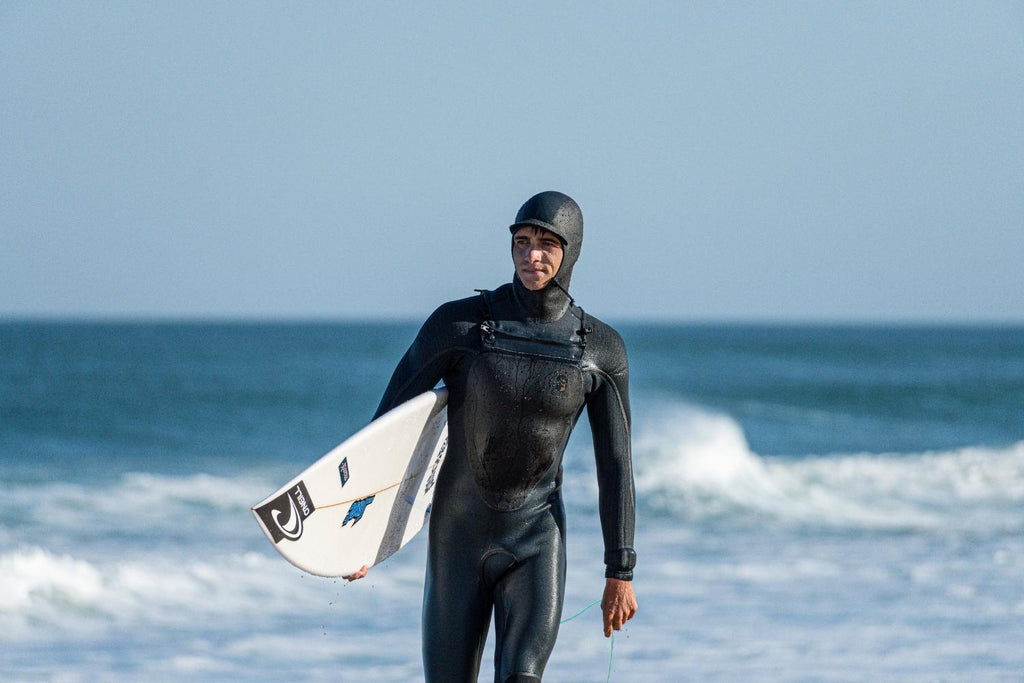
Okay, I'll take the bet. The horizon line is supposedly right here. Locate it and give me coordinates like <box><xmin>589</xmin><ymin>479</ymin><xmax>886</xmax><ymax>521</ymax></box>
<box><xmin>3</xmin><ymin>313</ymin><xmax>1024</xmax><ymax>328</ymax></box>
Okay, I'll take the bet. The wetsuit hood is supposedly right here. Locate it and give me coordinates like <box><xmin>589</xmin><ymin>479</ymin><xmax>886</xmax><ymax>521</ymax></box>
<box><xmin>509</xmin><ymin>191</ymin><xmax>583</xmax><ymax>321</ymax></box>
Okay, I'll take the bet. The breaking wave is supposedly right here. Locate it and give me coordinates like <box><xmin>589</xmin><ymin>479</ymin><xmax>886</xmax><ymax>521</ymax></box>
<box><xmin>631</xmin><ymin>401</ymin><xmax>1024</xmax><ymax>532</ymax></box>
<box><xmin>0</xmin><ymin>545</ymin><xmax>272</xmax><ymax>636</ymax></box>
<box><xmin>0</xmin><ymin>471</ymin><xmax>428</xmax><ymax>642</ymax></box>
<box><xmin>0</xmin><ymin>541</ymin><xmax>426</xmax><ymax>642</ymax></box>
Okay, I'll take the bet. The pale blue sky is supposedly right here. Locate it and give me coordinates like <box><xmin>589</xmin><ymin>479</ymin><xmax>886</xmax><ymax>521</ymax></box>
<box><xmin>2</xmin><ymin>2</ymin><xmax>1022</xmax><ymax>321</ymax></box>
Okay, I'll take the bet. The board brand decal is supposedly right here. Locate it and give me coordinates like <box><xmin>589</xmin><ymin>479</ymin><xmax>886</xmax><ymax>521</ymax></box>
<box><xmin>424</xmin><ymin>436</ymin><xmax>448</xmax><ymax>494</ymax></box>
<box><xmin>255</xmin><ymin>481</ymin><xmax>316</xmax><ymax>543</ymax></box>
<box><xmin>343</xmin><ymin>495</ymin><xmax>375</xmax><ymax>526</ymax></box>
<box><xmin>339</xmin><ymin>458</ymin><xmax>350</xmax><ymax>487</ymax></box>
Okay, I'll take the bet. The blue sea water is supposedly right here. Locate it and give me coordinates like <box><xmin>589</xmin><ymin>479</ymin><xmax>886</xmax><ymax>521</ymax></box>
<box><xmin>2</xmin><ymin>322</ymin><xmax>1023</xmax><ymax>681</ymax></box>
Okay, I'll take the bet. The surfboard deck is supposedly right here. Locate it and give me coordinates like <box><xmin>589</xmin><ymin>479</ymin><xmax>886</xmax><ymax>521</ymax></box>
<box><xmin>252</xmin><ymin>389</ymin><xmax>449</xmax><ymax>578</ymax></box>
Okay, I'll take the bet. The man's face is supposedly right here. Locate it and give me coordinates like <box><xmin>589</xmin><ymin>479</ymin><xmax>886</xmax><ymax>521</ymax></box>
<box><xmin>512</xmin><ymin>226</ymin><xmax>564</xmax><ymax>291</ymax></box>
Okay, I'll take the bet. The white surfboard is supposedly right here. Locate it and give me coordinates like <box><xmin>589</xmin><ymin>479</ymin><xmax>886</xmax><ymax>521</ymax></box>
<box><xmin>252</xmin><ymin>389</ymin><xmax>449</xmax><ymax>578</ymax></box>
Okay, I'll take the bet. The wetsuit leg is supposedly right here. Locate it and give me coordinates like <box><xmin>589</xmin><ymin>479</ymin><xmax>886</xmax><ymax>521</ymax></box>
<box><xmin>422</xmin><ymin>539</ymin><xmax>493</xmax><ymax>682</ymax></box>
<box><xmin>489</xmin><ymin>513</ymin><xmax>566</xmax><ymax>682</ymax></box>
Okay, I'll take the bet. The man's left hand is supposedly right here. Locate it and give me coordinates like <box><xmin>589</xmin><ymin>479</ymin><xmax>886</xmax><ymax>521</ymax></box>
<box><xmin>601</xmin><ymin>578</ymin><xmax>637</xmax><ymax>637</ymax></box>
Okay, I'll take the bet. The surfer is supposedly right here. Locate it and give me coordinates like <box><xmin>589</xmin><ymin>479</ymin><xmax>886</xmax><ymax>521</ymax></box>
<box><xmin>349</xmin><ymin>191</ymin><xmax>637</xmax><ymax>682</ymax></box>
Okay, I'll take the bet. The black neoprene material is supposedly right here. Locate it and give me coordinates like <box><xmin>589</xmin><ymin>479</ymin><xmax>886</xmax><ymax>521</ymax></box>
<box><xmin>373</xmin><ymin>192</ymin><xmax>635</xmax><ymax>682</ymax></box>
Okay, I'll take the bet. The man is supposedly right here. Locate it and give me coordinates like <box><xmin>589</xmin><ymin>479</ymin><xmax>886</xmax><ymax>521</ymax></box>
<box><xmin>348</xmin><ymin>191</ymin><xmax>637</xmax><ymax>682</ymax></box>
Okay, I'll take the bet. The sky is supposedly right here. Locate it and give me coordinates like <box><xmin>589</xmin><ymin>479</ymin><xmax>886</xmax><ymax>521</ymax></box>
<box><xmin>2</xmin><ymin>2</ymin><xmax>1022</xmax><ymax>322</ymax></box>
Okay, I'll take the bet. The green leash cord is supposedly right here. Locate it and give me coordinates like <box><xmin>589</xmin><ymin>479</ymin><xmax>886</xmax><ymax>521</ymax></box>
<box><xmin>560</xmin><ymin>599</ymin><xmax>615</xmax><ymax>682</ymax></box>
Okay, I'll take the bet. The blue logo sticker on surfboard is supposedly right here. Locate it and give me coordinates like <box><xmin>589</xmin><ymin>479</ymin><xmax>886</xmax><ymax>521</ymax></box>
<box><xmin>343</xmin><ymin>495</ymin><xmax>375</xmax><ymax>526</ymax></box>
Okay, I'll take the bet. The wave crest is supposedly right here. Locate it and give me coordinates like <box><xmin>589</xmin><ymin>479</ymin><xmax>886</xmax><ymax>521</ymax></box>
<box><xmin>632</xmin><ymin>402</ymin><xmax>1024</xmax><ymax>532</ymax></box>
<box><xmin>0</xmin><ymin>545</ymin><xmax>300</xmax><ymax>639</ymax></box>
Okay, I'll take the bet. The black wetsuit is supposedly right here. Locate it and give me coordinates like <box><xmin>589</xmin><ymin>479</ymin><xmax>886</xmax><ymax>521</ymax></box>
<box><xmin>373</xmin><ymin>191</ymin><xmax>636</xmax><ymax>683</ymax></box>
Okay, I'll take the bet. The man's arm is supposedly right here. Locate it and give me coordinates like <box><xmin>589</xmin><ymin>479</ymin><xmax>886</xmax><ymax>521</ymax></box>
<box><xmin>585</xmin><ymin>323</ymin><xmax>638</xmax><ymax>634</ymax></box>
<box><xmin>372</xmin><ymin>301</ymin><xmax>467</xmax><ymax>420</ymax></box>
<box><xmin>349</xmin><ymin>304</ymin><xmax>467</xmax><ymax>582</ymax></box>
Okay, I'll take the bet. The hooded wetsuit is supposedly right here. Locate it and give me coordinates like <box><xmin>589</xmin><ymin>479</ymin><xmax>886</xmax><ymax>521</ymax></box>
<box><xmin>373</xmin><ymin>192</ymin><xmax>636</xmax><ymax>683</ymax></box>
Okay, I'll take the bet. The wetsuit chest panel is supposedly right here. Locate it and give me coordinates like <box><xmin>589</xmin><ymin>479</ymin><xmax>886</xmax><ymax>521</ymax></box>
<box><xmin>480</xmin><ymin>319</ymin><xmax>585</xmax><ymax>363</ymax></box>
<box><xmin>464</xmin><ymin>348</ymin><xmax>585</xmax><ymax>511</ymax></box>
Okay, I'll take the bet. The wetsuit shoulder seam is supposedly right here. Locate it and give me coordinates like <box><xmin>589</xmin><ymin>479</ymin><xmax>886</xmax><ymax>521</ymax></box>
<box><xmin>587</xmin><ymin>367</ymin><xmax>631</xmax><ymax>433</ymax></box>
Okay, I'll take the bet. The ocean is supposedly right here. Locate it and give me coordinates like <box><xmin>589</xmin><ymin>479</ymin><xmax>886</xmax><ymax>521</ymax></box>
<box><xmin>2</xmin><ymin>322</ymin><xmax>1023</xmax><ymax>681</ymax></box>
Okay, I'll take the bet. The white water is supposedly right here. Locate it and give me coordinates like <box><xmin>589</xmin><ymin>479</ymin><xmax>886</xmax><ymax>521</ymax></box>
<box><xmin>632</xmin><ymin>401</ymin><xmax>1024</xmax><ymax>532</ymax></box>
<box><xmin>3</xmin><ymin>403</ymin><xmax>1024</xmax><ymax>680</ymax></box>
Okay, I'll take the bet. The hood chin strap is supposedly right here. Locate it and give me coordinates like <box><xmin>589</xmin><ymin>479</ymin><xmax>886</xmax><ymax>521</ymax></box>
<box><xmin>550</xmin><ymin>278</ymin><xmax>575</xmax><ymax>308</ymax></box>
<box><xmin>509</xmin><ymin>274</ymin><xmax>571</xmax><ymax>323</ymax></box>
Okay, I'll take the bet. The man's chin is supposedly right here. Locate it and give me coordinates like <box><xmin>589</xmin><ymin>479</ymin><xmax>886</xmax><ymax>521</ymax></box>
<box><xmin>519</xmin><ymin>277</ymin><xmax>548</xmax><ymax>291</ymax></box>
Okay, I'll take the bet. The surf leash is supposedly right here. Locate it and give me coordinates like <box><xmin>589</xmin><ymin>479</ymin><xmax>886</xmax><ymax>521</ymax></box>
<box><xmin>560</xmin><ymin>599</ymin><xmax>615</xmax><ymax>682</ymax></box>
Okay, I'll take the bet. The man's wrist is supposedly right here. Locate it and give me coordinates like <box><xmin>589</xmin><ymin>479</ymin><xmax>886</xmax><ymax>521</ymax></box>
<box><xmin>604</xmin><ymin>547</ymin><xmax>636</xmax><ymax>581</ymax></box>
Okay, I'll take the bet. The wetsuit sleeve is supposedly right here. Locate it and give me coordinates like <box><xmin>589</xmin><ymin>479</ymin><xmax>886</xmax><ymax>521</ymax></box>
<box><xmin>372</xmin><ymin>303</ymin><xmax>466</xmax><ymax>420</ymax></box>
<box><xmin>586</xmin><ymin>326</ymin><xmax>637</xmax><ymax>581</ymax></box>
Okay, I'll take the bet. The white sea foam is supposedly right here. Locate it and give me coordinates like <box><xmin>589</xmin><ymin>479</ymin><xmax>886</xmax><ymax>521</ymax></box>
<box><xmin>0</xmin><ymin>463</ymin><xmax>425</xmax><ymax>644</ymax></box>
<box><xmin>0</xmin><ymin>540</ymin><xmax>426</xmax><ymax>643</ymax></box>
<box><xmin>3</xmin><ymin>420</ymin><xmax>1024</xmax><ymax>679</ymax></box>
<box><xmin>0</xmin><ymin>545</ymin><xmax>258</xmax><ymax>635</ymax></box>
<box><xmin>37</xmin><ymin>470</ymin><xmax>269</xmax><ymax>515</ymax></box>
<box><xmin>630</xmin><ymin>401</ymin><xmax>1024</xmax><ymax>532</ymax></box>
<box><xmin>0</xmin><ymin>546</ymin><xmax>105</xmax><ymax>614</ymax></box>
<box><xmin>11</xmin><ymin>420</ymin><xmax>1022</xmax><ymax>540</ymax></box>
<box><xmin>1</xmin><ymin>471</ymin><xmax>277</xmax><ymax>548</ymax></box>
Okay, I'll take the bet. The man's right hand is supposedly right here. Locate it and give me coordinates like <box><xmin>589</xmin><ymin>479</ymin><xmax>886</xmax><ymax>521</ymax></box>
<box><xmin>343</xmin><ymin>564</ymin><xmax>369</xmax><ymax>581</ymax></box>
